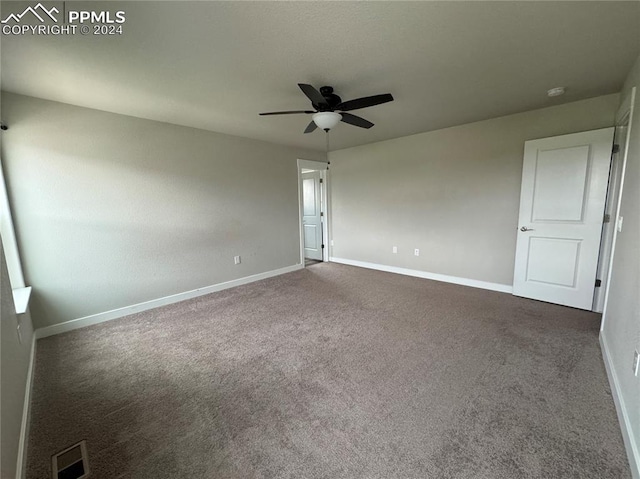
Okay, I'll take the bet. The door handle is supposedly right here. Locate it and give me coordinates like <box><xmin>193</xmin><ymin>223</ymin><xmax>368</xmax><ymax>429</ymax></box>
<box><xmin>520</xmin><ymin>226</ymin><xmax>534</xmax><ymax>232</ymax></box>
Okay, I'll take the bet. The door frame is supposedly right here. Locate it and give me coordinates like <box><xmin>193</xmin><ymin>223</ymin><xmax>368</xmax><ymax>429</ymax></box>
<box><xmin>593</xmin><ymin>91</ymin><xmax>634</xmax><ymax>312</ymax></box>
<box><xmin>297</xmin><ymin>159</ymin><xmax>330</xmax><ymax>265</ymax></box>
<box><xmin>600</xmin><ymin>87</ymin><xmax>636</xmax><ymax>325</ymax></box>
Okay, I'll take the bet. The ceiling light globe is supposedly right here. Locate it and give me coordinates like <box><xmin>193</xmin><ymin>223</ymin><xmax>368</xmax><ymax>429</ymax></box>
<box><xmin>313</xmin><ymin>112</ymin><xmax>342</xmax><ymax>131</ymax></box>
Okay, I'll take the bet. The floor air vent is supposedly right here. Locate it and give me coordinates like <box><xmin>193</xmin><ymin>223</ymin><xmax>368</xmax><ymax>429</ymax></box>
<box><xmin>52</xmin><ymin>440</ymin><xmax>90</xmax><ymax>479</ymax></box>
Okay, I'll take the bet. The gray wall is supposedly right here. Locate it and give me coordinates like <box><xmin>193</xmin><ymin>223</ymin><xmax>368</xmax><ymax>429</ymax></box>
<box><xmin>329</xmin><ymin>94</ymin><xmax>619</xmax><ymax>286</ymax></box>
<box><xmin>0</xmin><ymin>93</ymin><xmax>324</xmax><ymax>328</ymax></box>
<box><xmin>602</xmin><ymin>54</ymin><xmax>640</xmax><ymax>473</ymax></box>
<box><xmin>1</xmin><ymin>239</ymin><xmax>34</xmax><ymax>479</ymax></box>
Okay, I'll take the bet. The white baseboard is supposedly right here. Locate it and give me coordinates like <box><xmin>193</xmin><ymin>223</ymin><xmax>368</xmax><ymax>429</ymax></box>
<box><xmin>16</xmin><ymin>333</ymin><xmax>36</xmax><ymax>479</ymax></box>
<box><xmin>35</xmin><ymin>264</ymin><xmax>303</xmax><ymax>339</ymax></box>
<box><xmin>329</xmin><ymin>257</ymin><xmax>513</xmax><ymax>294</ymax></box>
<box><xmin>600</xmin><ymin>333</ymin><xmax>640</xmax><ymax>479</ymax></box>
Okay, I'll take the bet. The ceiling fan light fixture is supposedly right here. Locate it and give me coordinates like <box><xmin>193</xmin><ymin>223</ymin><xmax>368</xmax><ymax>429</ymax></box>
<box><xmin>313</xmin><ymin>111</ymin><xmax>342</xmax><ymax>131</ymax></box>
<box><xmin>260</xmin><ymin>84</ymin><xmax>393</xmax><ymax>134</ymax></box>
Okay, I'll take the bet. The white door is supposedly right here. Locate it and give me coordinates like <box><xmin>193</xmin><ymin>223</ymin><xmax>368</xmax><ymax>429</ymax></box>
<box><xmin>513</xmin><ymin>128</ymin><xmax>614</xmax><ymax>310</ymax></box>
<box><xmin>302</xmin><ymin>171</ymin><xmax>323</xmax><ymax>261</ymax></box>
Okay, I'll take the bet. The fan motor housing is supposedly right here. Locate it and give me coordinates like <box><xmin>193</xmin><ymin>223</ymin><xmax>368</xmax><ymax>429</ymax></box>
<box><xmin>314</xmin><ymin>86</ymin><xmax>342</xmax><ymax>111</ymax></box>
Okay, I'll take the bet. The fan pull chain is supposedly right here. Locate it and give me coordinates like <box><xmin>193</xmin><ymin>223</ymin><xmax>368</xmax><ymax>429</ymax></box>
<box><xmin>325</xmin><ymin>130</ymin><xmax>330</xmax><ymax>154</ymax></box>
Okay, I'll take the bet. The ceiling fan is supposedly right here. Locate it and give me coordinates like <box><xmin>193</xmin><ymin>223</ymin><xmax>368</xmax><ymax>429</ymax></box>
<box><xmin>259</xmin><ymin>84</ymin><xmax>394</xmax><ymax>133</ymax></box>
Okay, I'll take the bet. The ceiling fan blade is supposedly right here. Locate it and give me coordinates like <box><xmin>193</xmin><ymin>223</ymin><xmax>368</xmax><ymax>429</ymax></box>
<box><xmin>340</xmin><ymin>112</ymin><xmax>374</xmax><ymax>129</ymax></box>
<box><xmin>304</xmin><ymin>121</ymin><xmax>318</xmax><ymax>134</ymax></box>
<box><xmin>298</xmin><ymin>84</ymin><xmax>328</xmax><ymax>107</ymax></box>
<box><xmin>259</xmin><ymin>110</ymin><xmax>315</xmax><ymax>116</ymax></box>
<box><xmin>336</xmin><ymin>93</ymin><xmax>394</xmax><ymax>112</ymax></box>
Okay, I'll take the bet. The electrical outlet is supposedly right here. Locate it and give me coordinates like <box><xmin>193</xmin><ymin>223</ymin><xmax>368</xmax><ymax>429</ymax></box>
<box><xmin>414</xmin><ymin>249</ymin><xmax>420</xmax><ymax>256</ymax></box>
<box><xmin>234</xmin><ymin>256</ymin><xmax>241</xmax><ymax>265</ymax></box>
<box><xmin>633</xmin><ymin>350</ymin><xmax>640</xmax><ymax>376</ymax></box>
<box><xmin>330</xmin><ymin>240</ymin><xmax>334</xmax><ymax>247</ymax></box>
<box><xmin>392</xmin><ymin>246</ymin><xmax>397</xmax><ymax>254</ymax></box>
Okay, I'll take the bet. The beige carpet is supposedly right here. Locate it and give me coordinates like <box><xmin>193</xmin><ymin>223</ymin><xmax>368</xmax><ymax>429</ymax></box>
<box><xmin>26</xmin><ymin>263</ymin><xmax>629</xmax><ymax>478</ymax></box>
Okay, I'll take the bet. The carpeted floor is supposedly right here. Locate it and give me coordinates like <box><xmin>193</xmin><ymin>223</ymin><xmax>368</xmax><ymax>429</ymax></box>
<box><xmin>27</xmin><ymin>263</ymin><xmax>629</xmax><ymax>478</ymax></box>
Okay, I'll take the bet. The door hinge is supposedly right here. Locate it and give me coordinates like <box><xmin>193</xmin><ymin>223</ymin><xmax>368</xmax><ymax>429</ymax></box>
<box><xmin>612</xmin><ymin>144</ymin><xmax>620</xmax><ymax>154</ymax></box>
<box><xmin>321</xmin><ymin>244</ymin><xmax>325</xmax><ymax>249</ymax></box>
<box><xmin>604</xmin><ymin>213</ymin><xmax>611</xmax><ymax>223</ymax></box>
<box><xmin>319</xmin><ymin>178</ymin><xmax>323</xmax><ymax>183</ymax></box>
<box><xmin>595</xmin><ymin>279</ymin><xmax>602</xmax><ymax>287</ymax></box>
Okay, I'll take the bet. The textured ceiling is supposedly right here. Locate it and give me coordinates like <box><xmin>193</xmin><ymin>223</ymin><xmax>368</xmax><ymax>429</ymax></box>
<box><xmin>2</xmin><ymin>1</ymin><xmax>639</xmax><ymax>151</ymax></box>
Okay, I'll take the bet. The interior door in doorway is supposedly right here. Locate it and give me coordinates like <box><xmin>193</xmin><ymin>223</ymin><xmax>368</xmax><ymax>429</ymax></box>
<box><xmin>512</xmin><ymin>128</ymin><xmax>614</xmax><ymax>310</ymax></box>
<box><xmin>302</xmin><ymin>170</ymin><xmax>323</xmax><ymax>261</ymax></box>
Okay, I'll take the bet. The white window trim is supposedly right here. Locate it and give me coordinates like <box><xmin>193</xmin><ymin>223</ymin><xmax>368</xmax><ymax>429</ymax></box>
<box><xmin>0</xmin><ymin>155</ymin><xmax>31</xmax><ymax>314</ymax></box>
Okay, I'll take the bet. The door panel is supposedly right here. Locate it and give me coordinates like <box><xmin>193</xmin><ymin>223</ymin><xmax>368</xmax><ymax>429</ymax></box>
<box><xmin>526</xmin><ymin>238</ymin><xmax>581</xmax><ymax>287</ymax></box>
<box><xmin>302</xmin><ymin>171</ymin><xmax>323</xmax><ymax>261</ymax></box>
<box><xmin>303</xmin><ymin>178</ymin><xmax>317</xmax><ymax>216</ymax></box>
<box><xmin>531</xmin><ymin>146</ymin><xmax>589</xmax><ymax>222</ymax></box>
<box><xmin>513</xmin><ymin>128</ymin><xmax>614</xmax><ymax>310</ymax></box>
<box><xmin>303</xmin><ymin>224</ymin><xmax>319</xmax><ymax>249</ymax></box>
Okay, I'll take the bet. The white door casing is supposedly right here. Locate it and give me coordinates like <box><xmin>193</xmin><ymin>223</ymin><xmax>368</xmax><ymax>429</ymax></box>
<box><xmin>601</xmin><ymin>87</ymin><xmax>635</xmax><ymax>331</ymax></box>
<box><xmin>513</xmin><ymin>128</ymin><xmax>615</xmax><ymax>310</ymax></box>
<box><xmin>302</xmin><ymin>170</ymin><xmax>323</xmax><ymax>260</ymax></box>
<box><xmin>593</xmin><ymin>124</ymin><xmax>628</xmax><ymax>312</ymax></box>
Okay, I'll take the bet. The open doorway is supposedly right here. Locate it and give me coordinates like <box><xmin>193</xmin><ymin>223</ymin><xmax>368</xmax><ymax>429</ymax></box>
<box><xmin>297</xmin><ymin>159</ymin><xmax>329</xmax><ymax>266</ymax></box>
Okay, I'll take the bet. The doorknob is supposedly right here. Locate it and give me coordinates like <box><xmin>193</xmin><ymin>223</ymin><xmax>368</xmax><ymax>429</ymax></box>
<box><xmin>520</xmin><ymin>226</ymin><xmax>534</xmax><ymax>232</ymax></box>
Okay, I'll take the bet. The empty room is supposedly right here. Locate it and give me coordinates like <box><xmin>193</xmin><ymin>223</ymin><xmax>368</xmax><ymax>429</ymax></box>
<box><xmin>1</xmin><ymin>1</ymin><xmax>639</xmax><ymax>478</ymax></box>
